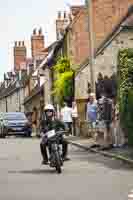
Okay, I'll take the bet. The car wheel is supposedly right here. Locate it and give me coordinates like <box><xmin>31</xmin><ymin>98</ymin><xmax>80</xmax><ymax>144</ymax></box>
<box><xmin>25</xmin><ymin>131</ymin><xmax>32</xmax><ymax>138</ymax></box>
<box><xmin>0</xmin><ymin>127</ymin><xmax>6</xmax><ymax>138</ymax></box>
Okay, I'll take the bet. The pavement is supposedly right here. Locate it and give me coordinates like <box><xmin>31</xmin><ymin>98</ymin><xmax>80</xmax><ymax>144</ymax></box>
<box><xmin>0</xmin><ymin>137</ymin><xmax>133</xmax><ymax>200</ymax></box>
<box><xmin>68</xmin><ymin>137</ymin><xmax>133</xmax><ymax>166</ymax></box>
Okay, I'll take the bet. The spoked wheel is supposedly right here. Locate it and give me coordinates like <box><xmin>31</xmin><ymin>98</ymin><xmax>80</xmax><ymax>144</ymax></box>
<box><xmin>55</xmin><ymin>151</ymin><xmax>62</xmax><ymax>174</ymax></box>
<box><xmin>56</xmin><ymin>165</ymin><xmax>62</xmax><ymax>174</ymax></box>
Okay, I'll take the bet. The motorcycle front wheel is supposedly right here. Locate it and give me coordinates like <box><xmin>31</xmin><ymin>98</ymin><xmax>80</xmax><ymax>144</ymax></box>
<box><xmin>55</xmin><ymin>151</ymin><xmax>62</xmax><ymax>174</ymax></box>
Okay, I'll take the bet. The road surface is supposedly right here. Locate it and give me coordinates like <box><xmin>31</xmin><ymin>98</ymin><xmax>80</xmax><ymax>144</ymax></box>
<box><xmin>0</xmin><ymin>138</ymin><xmax>132</xmax><ymax>200</ymax></box>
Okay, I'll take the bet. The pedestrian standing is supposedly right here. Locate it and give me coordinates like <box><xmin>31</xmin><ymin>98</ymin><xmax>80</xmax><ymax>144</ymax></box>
<box><xmin>32</xmin><ymin>107</ymin><xmax>38</xmax><ymax>137</ymax></box>
<box><xmin>97</xmin><ymin>90</ymin><xmax>113</xmax><ymax>149</ymax></box>
<box><xmin>72</xmin><ymin>101</ymin><xmax>78</xmax><ymax>136</ymax></box>
<box><xmin>86</xmin><ymin>93</ymin><xmax>97</xmax><ymax>138</ymax></box>
<box><xmin>111</xmin><ymin>101</ymin><xmax>125</xmax><ymax>147</ymax></box>
<box><xmin>60</xmin><ymin>102</ymin><xmax>72</xmax><ymax>136</ymax></box>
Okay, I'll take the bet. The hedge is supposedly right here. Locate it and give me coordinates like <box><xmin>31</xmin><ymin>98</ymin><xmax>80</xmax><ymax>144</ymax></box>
<box><xmin>118</xmin><ymin>48</ymin><xmax>133</xmax><ymax>146</ymax></box>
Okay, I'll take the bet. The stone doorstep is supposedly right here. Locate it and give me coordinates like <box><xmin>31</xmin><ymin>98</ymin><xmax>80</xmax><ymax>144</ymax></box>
<box><xmin>68</xmin><ymin>137</ymin><xmax>133</xmax><ymax>167</ymax></box>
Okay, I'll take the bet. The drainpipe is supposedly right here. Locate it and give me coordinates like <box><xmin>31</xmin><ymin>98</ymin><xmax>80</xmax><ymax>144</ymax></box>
<box><xmin>86</xmin><ymin>0</ymin><xmax>95</xmax><ymax>92</ymax></box>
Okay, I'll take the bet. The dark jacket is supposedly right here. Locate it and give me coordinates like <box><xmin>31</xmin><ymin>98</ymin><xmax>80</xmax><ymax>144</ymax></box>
<box><xmin>97</xmin><ymin>96</ymin><xmax>113</xmax><ymax>123</ymax></box>
<box><xmin>41</xmin><ymin>118</ymin><xmax>65</xmax><ymax>134</ymax></box>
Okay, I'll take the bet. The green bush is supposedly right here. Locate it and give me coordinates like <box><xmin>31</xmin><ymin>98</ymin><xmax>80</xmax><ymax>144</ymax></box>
<box><xmin>52</xmin><ymin>57</ymin><xmax>74</xmax><ymax>105</ymax></box>
<box><xmin>118</xmin><ymin>49</ymin><xmax>133</xmax><ymax>146</ymax></box>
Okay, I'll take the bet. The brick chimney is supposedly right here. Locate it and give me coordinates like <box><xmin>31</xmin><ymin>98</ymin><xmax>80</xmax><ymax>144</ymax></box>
<box><xmin>70</xmin><ymin>5</ymin><xmax>85</xmax><ymax>16</ymax></box>
<box><xmin>31</xmin><ymin>28</ymin><xmax>45</xmax><ymax>60</ymax></box>
<box><xmin>14</xmin><ymin>41</ymin><xmax>27</xmax><ymax>71</ymax></box>
<box><xmin>56</xmin><ymin>11</ymin><xmax>69</xmax><ymax>40</ymax></box>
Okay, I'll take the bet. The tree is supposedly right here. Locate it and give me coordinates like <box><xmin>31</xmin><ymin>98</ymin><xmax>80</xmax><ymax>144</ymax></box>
<box><xmin>52</xmin><ymin>57</ymin><xmax>75</xmax><ymax>105</ymax></box>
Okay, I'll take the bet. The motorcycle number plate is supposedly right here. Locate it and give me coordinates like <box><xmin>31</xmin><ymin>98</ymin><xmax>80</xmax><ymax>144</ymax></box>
<box><xmin>46</xmin><ymin>130</ymin><xmax>56</xmax><ymax>138</ymax></box>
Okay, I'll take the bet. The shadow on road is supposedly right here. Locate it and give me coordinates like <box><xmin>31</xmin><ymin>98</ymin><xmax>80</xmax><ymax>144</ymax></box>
<box><xmin>72</xmin><ymin>146</ymin><xmax>133</xmax><ymax>171</ymax></box>
<box><xmin>87</xmin><ymin>152</ymin><xmax>133</xmax><ymax>171</ymax></box>
<box><xmin>8</xmin><ymin>168</ymin><xmax>60</xmax><ymax>175</ymax></box>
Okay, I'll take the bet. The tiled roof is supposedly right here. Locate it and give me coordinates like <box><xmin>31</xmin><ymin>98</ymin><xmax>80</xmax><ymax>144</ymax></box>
<box><xmin>123</xmin><ymin>13</ymin><xmax>133</xmax><ymax>27</ymax></box>
<box><xmin>23</xmin><ymin>85</ymin><xmax>43</xmax><ymax>104</ymax></box>
<box><xmin>0</xmin><ymin>71</ymin><xmax>30</xmax><ymax>99</ymax></box>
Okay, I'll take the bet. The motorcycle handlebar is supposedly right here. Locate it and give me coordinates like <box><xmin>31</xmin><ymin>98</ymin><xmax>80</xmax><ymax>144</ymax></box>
<box><xmin>56</xmin><ymin>130</ymin><xmax>68</xmax><ymax>135</ymax></box>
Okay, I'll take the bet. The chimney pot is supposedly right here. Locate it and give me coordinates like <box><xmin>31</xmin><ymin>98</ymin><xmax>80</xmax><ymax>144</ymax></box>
<box><xmin>22</xmin><ymin>41</ymin><xmax>24</xmax><ymax>46</ymax></box>
<box><xmin>18</xmin><ymin>41</ymin><xmax>21</xmax><ymax>46</ymax></box>
<box><xmin>15</xmin><ymin>41</ymin><xmax>17</xmax><ymax>46</ymax></box>
<box><xmin>39</xmin><ymin>28</ymin><xmax>42</xmax><ymax>35</ymax></box>
<box><xmin>64</xmin><ymin>11</ymin><xmax>67</xmax><ymax>19</ymax></box>
<box><xmin>33</xmin><ymin>28</ymin><xmax>36</xmax><ymax>35</ymax></box>
<box><xmin>58</xmin><ymin>11</ymin><xmax>61</xmax><ymax>19</ymax></box>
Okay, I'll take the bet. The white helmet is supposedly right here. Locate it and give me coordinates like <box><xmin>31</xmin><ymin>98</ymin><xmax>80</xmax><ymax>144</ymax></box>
<box><xmin>89</xmin><ymin>93</ymin><xmax>95</xmax><ymax>97</ymax></box>
<box><xmin>44</xmin><ymin>104</ymin><xmax>55</xmax><ymax>111</ymax></box>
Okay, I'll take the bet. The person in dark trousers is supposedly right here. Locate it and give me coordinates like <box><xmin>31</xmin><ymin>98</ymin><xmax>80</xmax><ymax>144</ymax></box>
<box><xmin>40</xmin><ymin>104</ymin><xmax>69</xmax><ymax>165</ymax></box>
<box><xmin>97</xmin><ymin>88</ymin><xmax>113</xmax><ymax>149</ymax></box>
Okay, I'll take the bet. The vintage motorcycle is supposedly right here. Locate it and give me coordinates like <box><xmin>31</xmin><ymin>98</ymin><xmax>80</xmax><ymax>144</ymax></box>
<box><xmin>44</xmin><ymin>130</ymin><xmax>67</xmax><ymax>174</ymax></box>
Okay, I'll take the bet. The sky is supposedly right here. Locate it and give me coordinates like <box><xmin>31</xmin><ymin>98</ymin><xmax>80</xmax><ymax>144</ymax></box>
<box><xmin>0</xmin><ymin>0</ymin><xmax>84</xmax><ymax>81</ymax></box>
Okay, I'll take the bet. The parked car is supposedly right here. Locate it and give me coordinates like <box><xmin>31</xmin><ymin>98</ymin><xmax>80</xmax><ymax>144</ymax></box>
<box><xmin>0</xmin><ymin>112</ymin><xmax>32</xmax><ymax>138</ymax></box>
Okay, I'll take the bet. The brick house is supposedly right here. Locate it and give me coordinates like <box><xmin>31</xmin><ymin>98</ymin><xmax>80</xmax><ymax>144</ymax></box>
<box><xmin>55</xmin><ymin>6</ymin><xmax>90</xmax><ymax>67</ymax></box>
<box><xmin>68</xmin><ymin>6</ymin><xmax>90</xmax><ymax>66</ymax></box>
<box><xmin>0</xmin><ymin>71</ymin><xmax>27</xmax><ymax>113</ymax></box>
<box><xmin>91</xmin><ymin>0</ymin><xmax>133</xmax><ymax>49</ymax></box>
<box><xmin>75</xmin><ymin>6</ymin><xmax>133</xmax><ymax>124</ymax></box>
<box><xmin>55</xmin><ymin>1</ymin><xmax>133</xmax><ymax>68</ymax></box>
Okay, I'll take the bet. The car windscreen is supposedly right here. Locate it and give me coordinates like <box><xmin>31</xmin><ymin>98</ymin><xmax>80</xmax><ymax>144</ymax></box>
<box><xmin>4</xmin><ymin>113</ymin><xmax>27</xmax><ymax>121</ymax></box>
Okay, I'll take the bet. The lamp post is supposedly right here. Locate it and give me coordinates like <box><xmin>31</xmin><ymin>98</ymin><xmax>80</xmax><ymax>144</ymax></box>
<box><xmin>5</xmin><ymin>97</ymin><xmax>8</xmax><ymax>112</ymax></box>
<box><xmin>4</xmin><ymin>80</ymin><xmax>8</xmax><ymax>112</ymax></box>
<box><xmin>86</xmin><ymin>0</ymin><xmax>95</xmax><ymax>92</ymax></box>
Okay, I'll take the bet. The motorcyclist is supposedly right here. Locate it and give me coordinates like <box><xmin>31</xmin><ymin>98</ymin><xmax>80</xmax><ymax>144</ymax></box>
<box><xmin>40</xmin><ymin>104</ymin><xmax>69</xmax><ymax>165</ymax></box>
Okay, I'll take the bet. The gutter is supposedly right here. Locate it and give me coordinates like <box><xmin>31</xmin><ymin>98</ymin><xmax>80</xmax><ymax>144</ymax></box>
<box><xmin>0</xmin><ymin>85</ymin><xmax>24</xmax><ymax>100</ymax></box>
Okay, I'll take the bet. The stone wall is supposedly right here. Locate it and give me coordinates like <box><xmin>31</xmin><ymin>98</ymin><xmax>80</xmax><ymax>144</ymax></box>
<box><xmin>94</xmin><ymin>30</ymin><xmax>133</xmax><ymax>79</ymax></box>
<box><xmin>0</xmin><ymin>88</ymin><xmax>25</xmax><ymax>113</ymax></box>
<box><xmin>24</xmin><ymin>95</ymin><xmax>40</xmax><ymax>113</ymax></box>
<box><xmin>75</xmin><ymin>29</ymin><xmax>133</xmax><ymax>101</ymax></box>
<box><xmin>75</xmin><ymin>65</ymin><xmax>90</xmax><ymax>100</ymax></box>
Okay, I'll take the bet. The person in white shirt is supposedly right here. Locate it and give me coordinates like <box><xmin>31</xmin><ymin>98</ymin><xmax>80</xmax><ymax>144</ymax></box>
<box><xmin>60</xmin><ymin>102</ymin><xmax>72</xmax><ymax>135</ymax></box>
<box><xmin>72</xmin><ymin>101</ymin><xmax>78</xmax><ymax>136</ymax></box>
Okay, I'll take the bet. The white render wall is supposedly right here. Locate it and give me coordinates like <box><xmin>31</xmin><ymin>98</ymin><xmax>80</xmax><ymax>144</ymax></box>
<box><xmin>0</xmin><ymin>88</ymin><xmax>25</xmax><ymax>113</ymax></box>
<box><xmin>75</xmin><ymin>65</ymin><xmax>90</xmax><ymax>100</ymax></box>
<box><xmin>75</xmin><ymin>30</ymin><xmax>133</xmax><ymax>100</ymax></box>
<box><xmin>43</xmin><ymin>68</ymin><xmax>52</xmax><ymax>105</ymax></box>
<box><xmin>94</xmin><ymin>31</ymin><xmax>133</xmax><ymax>79</ymax></box>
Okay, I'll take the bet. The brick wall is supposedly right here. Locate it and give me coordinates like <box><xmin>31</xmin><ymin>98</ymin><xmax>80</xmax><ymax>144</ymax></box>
<box><xmin>75</xmin><ymin>29</ymin><xmax>133</xmax><ymax>100</ymax></box>
<box><xmin>70</xmin><ymin>8</ymin><xmax>90</xmax><ymax>66</ymax></box>
<box><xmin>14</xmin><ymin>41</ymin><xmax>26</xmax><ymax>71</ymax></box>
<box><xmin>31</xmin><ymin>28</ymin><xmax>45</xmax><ymax>60</ymax></box>
<box><xmin>92</xmin><ymin>0</ymin><xmax>133</xmax><ymax>49</ymax></box>
<box><xmin>69</xmin><ymin>1</ymin><xmax>133</xmax><ymax>66</ymax></box>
